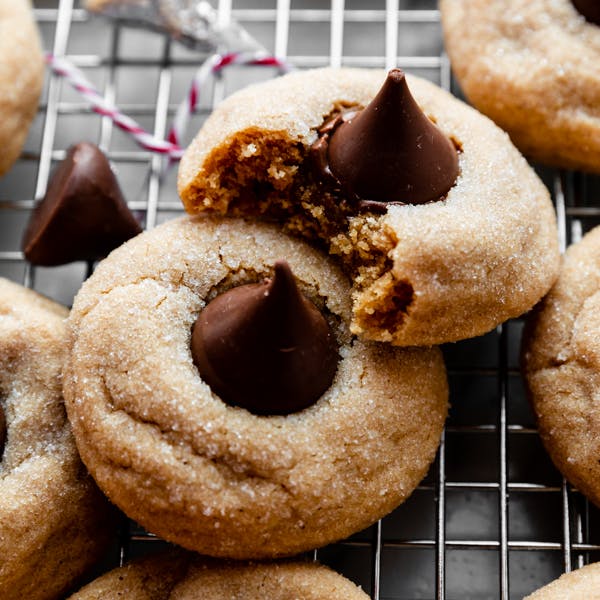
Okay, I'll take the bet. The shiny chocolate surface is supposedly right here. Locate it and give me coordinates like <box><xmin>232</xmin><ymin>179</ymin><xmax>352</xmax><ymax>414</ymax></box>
<box><xmin>191</xmin><ymin>261</ymin><xmax>339</xmax><ymax>415</ymax></box>
<box><xmin>22</xmin><ymin>142</ymin><xmax>142</xmax><ymax>266</ymax></box>
<box><xmin>320</xmin><ymin>69</ymin><xmax>459</xmax><ymax>207</ymax></box>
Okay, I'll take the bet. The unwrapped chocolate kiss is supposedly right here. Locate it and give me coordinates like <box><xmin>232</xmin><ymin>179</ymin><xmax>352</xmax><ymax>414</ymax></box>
<box><xmin>191</xmin><ymin>260</ymin><xmax>339</xmax><ymax>415</ymax></box>
<box><xmin>22</xmin><ymin>142</ymin><xmax>142</xmax><ymax>266</ymax></box>
<box><xmin>327</xmin><ymin>68</ymin><xmax>459</xmax><ymax>205</ymax></box>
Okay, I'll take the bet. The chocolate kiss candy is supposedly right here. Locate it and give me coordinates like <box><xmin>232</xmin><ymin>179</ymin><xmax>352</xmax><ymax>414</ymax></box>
<box><xmin>571</xmin><ymin>0</ymin><xmax>600</xmax><ymax>25</ymax></box>
<box><xmin>0</xmin><ymin>404</ymin><xmax>6</xmax><ymax>458</ymax></box>
<box><xmin>22</xmin><ymin>142</ymin><xmax>142</xmax><ymax>266</ymax></box>
<box><xmin>327</xmin><ymin>68</ymin><xmax>459</xmax><ymax>205</ymax></box>
<box><xmin>191</xmin><ymin>261</ymin><xmax>339</xmax><ymax>415</ymax></box>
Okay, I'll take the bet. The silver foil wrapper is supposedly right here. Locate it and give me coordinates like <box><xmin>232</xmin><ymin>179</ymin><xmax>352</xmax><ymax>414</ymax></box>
<box><xmin>85</xmin><ymin>0</ymin><xmax>264</xmax><ymax>54</ymax></box>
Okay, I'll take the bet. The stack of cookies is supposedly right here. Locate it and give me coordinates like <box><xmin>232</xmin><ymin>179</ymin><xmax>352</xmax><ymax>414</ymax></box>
<box><xmin>62</xmin><ymin>66</ymin><xmax>562</xmax><ymax>570</ymax></box>
<box><xmin>3</xmin><ymin>0</ymin><xmax>600</xmax><ymax>596</ymax></box>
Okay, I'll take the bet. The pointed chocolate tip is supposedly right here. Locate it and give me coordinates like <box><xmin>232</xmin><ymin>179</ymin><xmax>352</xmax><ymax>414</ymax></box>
<box><xmin>269</xmin><ymin>260</ymin><xmax>298</xmax><ymax>303</ymax></box>
<box><xmin>191</xmin><ymin>261</ymin><xmax>339</xmax><ymax>415</ymax></box>
<box><xmin>387</xmin><ymin>67</ymin><xmax>405</xmax><ymax>83</ymax></box>
<box><xmin>326</xmin><ymin>68</ymin><xmax>459</xmax><ymax>205</ymax></box>
<box><xmin>571</xmin><ymin>0</ymin><xmax>600</xmax><ymax>25</ymax></box>
<box><xmin>21</xmin><ymin>142</ymin><xmax>142</xmax><ymax>266</ymax></box>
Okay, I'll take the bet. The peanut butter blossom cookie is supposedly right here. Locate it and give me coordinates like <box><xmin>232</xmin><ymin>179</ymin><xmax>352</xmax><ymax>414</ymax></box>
<box><xmin>68</xmin><ymin>552</ymin><xmax>370</xmax><ymax>599</ymax></box>
<box><xmin>441</xmin><ymin>0</ymin><xmax>600</xmax><ymax>173</ymax></box>
<box><xmin>63</xmin><ymin>216</ymin><xmax>448</xmax><ymax>559</ymax></box>
<box><xmin>0</xmin><ymin>279</ymin><xmax>115</xmax><ymax>600</ymax></box>
<box><xmin>0</xmin><ymin>0</ymin><xmax>43</xmax><ymax>176</ymax></box>
<box><xmin>523</xmin><ymin>226</ymin><xmax>600</xmax><ymax>509</ymax></box>
<box><xmin>177</xmin><ymin>68</ymin><xmax>560</xmax><ymax>346</ymax></box>
<box><xmin>524</xmin><ymin>562</ymin><xmax>600</xmax><ymax>599</ymax></box>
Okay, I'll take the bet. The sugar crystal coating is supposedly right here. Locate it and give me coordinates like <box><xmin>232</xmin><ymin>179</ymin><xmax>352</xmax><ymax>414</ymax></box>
<box><xmin>63</xmin><ymin>216</ymin><xmax>448</xmax><ymax>559</ymax></box>
<box><xmin>572</xmin><ymin>0</ymin><xmax>600</xmax><ymax>25</ymax></box>
<box><xmin>68</xmin><ymin>551</ymin><xmax>370</xmax><ymax>600</ymax></box>
<box><xmin>0</xmin><ymin>0</ymin><xmax>43</xmax><ymax>176</ymax></box>
<box><xmin>0</xmin><ymin>277</ymin><xmax>115</xmax><ymax>600</ymax></box>
<box><xmin>441</xmin><ymin>0</ymin><xmax>600</xmax><ymax>173</ymax></box>
<box><xmin>524</xmin><ymin>225</ymin><xmax>600</xmax><ymax>512</ymax></box>
<box><xmin>177</xmin><ymin>68</ymin><xmax>560</xmax><ymax>346</ymax></box>
<box><xmin>525</xmin><ymin>556</ymin><xmax>600</xmax><ymax>598</ymax></box>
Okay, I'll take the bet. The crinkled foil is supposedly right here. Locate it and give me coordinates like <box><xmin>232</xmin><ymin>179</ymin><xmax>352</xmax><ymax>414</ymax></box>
<box><xmin>84</xmin><ymin>0</ymin><xmax>264</xmax><ymax>54</ymax></box>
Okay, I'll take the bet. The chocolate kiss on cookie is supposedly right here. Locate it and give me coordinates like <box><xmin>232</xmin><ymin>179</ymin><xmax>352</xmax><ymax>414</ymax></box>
<box><xmin>192</xmin><ymin>260</ymin><xmax>339</xmax><ymax>415</ymax></box>
<box><xmin>22</xmin><ymin>142</ymin><xmax>142</xmax><ymax>266</ymax></box>
<box><xmin>326</xmin><ymin>68</ymin><xmax>459</xmax><ymax>205</ymax></box>
<box><xmin>571</xmin><ymin>0</ymin><xmax>600</xmax><ymax>25</ymax></box>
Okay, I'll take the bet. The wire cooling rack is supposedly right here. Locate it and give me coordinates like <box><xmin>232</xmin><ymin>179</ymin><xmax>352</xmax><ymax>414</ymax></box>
<box><xmin>2</xmin><ymin>1</ymin><xmax>600</xmax><ymax>598</ymax></box>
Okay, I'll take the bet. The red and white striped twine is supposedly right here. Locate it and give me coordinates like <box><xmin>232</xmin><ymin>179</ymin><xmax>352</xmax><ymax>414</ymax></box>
<box><xmin>46</xmin><ymin>52</ymin><xmax>291</xmax><ymax>161</ymax></box>
<box><xmin>166</xmin><ymin>51</ymin><xmax>290</xmax><ymax>159</ymax></box>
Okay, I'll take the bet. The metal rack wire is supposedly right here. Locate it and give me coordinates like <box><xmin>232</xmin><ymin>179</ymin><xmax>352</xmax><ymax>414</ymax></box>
<box><xmin>2</xmin><ymin>1</ymin><xmax>600</xmax><ymax>598</ymax></box>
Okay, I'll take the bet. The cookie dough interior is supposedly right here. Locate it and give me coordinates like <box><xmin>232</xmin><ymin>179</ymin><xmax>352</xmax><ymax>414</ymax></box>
<box><xmin>178</xmin><ymin>68</ymin><xmax>560</xmax><ymax>346</ymax></box>
<box><xmin>180</xmin><ymin>101</ymin><xmax>414</xmax><ymax>337</ymax></box>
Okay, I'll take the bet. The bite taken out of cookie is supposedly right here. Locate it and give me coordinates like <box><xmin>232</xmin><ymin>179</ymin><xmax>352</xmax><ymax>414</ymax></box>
<box><xmin>178</xmin><ymin>68</ymin><xmax>560</xmax><ymax>347</ymax></box>
<box><xmin>63</xmin><ymin>215</ymin><xmax>448</xmax><ymax>560</ymax></box>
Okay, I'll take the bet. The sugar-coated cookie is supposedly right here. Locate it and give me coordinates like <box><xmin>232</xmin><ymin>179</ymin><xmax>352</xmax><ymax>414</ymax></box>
<box><xmin>0</xmin><ymin>0</ymin><xmax>43</xmax><ymax>176</ymax></box>
<box><xmin>68</xmin><ymin>552</ymin><xmax>370</xmax><ymax>599</ymax></box>
<box><xmin>178</xmin><ymin>67</ymin><xmax>560</xmax><ymax>346</ymax></box>
<box><xmin>441</xmin><ymin>0</ymin><xmax>600</xmax><ymax>173</ymax></box>
<box><xmin>523</xmin><ymin>225</ymin><xmax>600</xmax><ymax>507</ymax></box>
<box><xmin>525</xmin><ymin>562</ymin><xmax>600</xmax><ymax>599</ymax></box>
<box><xmin>0</xmin><ymin>278</ymin><xmax>115</xmax><ymax>600</ymax></box>
<box><xmin>63</xmin><ymin>215</ymin><xmax>448</xmax><ymax>559</ymax></box>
